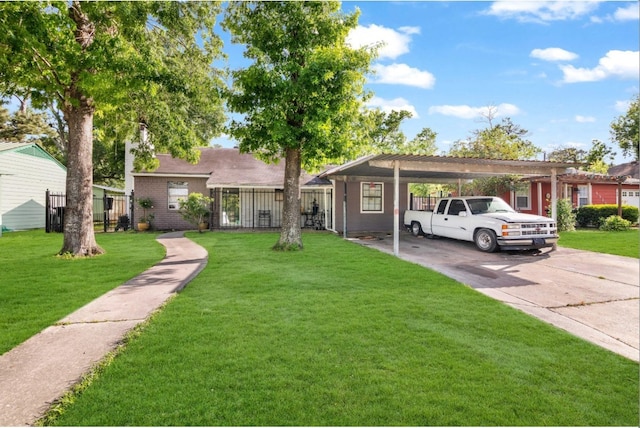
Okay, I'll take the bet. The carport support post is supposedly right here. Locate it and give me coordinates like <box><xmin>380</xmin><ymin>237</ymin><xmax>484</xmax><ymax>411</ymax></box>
<box><xmin>550</xmin><ymin>168</ymin><xmax>558</xmax><ymax>221</ymax></box>
<box><xmin>393</xmin><ymin>160</ymin><xmax>400</xmax><ymax>256</ymax></box>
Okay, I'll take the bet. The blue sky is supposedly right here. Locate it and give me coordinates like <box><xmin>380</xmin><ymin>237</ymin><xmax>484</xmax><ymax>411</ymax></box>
<box><xmin>217</xmin><ymin>1</ymin><xmax>639</xmax><ymax>165</ymax></box>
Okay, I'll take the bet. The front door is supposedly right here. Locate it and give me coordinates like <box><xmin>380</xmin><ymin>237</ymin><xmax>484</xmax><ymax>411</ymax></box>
<box><xmin>221</xmin><ymin>188</ymin><xmax>240</xmax><ymax>227</ymax></box>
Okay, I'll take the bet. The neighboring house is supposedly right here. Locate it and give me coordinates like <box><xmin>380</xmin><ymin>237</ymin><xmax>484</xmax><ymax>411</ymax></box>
<box><xmin>0</xmin><ymin>142</ymin><xmax>66</xmax><ymax>232</ymax></box>
<box><xmin>132</xmin><ymin>147</ymin><xmax>333</xmax><ymax>231</ymax></box>
<box><xmin>608</xmin><ymin>161</ymin><xmax>640</xmax><ymax>207</ymax></box>
<box><xmin>500</xmin><ymin>166</ymin><xmax>640</xmax><ymax>215</ymax></box>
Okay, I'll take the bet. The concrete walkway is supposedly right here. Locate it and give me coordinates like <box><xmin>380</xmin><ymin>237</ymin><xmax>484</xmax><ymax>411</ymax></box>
<box><xmin>0</xmin><ymin>232</ymin><xmax>208</xmax><ymax>427</ymax></box>
<box><xmin>355</xmin><ymin>232</ymin><xmax>639</xmax><ymax>362</ymax></box>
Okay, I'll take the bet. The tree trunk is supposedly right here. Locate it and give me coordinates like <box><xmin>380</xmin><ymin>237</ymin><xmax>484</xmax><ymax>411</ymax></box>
<box><xmin>274</xmin><ymin>147</ymin><xmax>303</xmax><ymax>251</ymax></box>
<box><xmin>60</xmin><ymin>92</ymin><xmax>104</xmax><ymax>256</ymax></box>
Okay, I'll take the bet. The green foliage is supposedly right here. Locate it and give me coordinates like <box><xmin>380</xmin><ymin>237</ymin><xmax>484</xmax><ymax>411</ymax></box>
<box><xmin>45</xmin><ymin>233</ymin><xmax>639</xmax><ymax>426</ymax></box>
<box><xmin>222</xmin><ymin>1</ymin><xmax>374</xmax><ymax>249</ymax></box>
<box><xmin>136</xmin><ymin>197</ymin><xmax>154</xmax><ymax>224</ymax></box>
<box><xmin>0</xmin><ymin>102</ymin><xmax>55</xmax><ymax>144</ymax></box>
<box><xmin>222</xmin><ymin>1</ymin><xmax>375</xmax><ymax>170</ymax></box>
<box><xmin>0</xmin><ymin>1</ymin><xmax>226</xmax><ymax>254</ymax></box>
<box><xmin>178</xmin><ymin>193</ymin><xmax>213</xmax><ymax>232</ymax></box>
<box><xmin>610</xmin><ymin>94</ymin><xmax>639</xmax><ymax>160</ymax></box>
<box><xmin>555</xmin><ymin>198</ymin><xmax>576</xmax><ymax>232</ymax></box>
<box><xmin>547</xmin><ymin>139</ymin><xmax>616</xmax><ymax>173</ymax></box>
<box><xmin>576</xmin><ymin>204</ymin><xmax>639</xmax><ymax>228</ymax></box>
<box><xmin>449</xmin><ymin>117</ymin><xmax>541</xmax><ymax>160</ymax></box>
<box><xmin>599</xmin><ymin>215</ymin><xmax>632</xmax><ymax>231</ymax></box>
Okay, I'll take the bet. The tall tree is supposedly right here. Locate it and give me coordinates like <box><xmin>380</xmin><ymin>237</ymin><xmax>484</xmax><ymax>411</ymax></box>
<box><xmin>0</xmin><ymin>1</ymin><xmax>225</xmax><ymax>256</ymax></box>
<box><xmin>363</xmin><ymin>109</ymin><xmax>412</xmax><ymax>155</ymax></box>
<box><xmin>223</xmin><ymin>1</ymin><xmax>374</xmax><ymax>250</ymax></box>
<box><xmin>0</xmin><ymin>101</ymin><xmax>55</xmax><ymax>144</ymax></box>
<box><xmin>449</xmin><ymin>117</ymin><xmax>540</xmax><ymax>160</ymax></box>
<box><xmin>548</xmin><ymin>140</ymin><xmax>616</xmax><ymax>173</ymax></box>
<box><xmin>610</xmin><ymin>94</ymin><xmax>639</xmax><ymax>160</ymax></box>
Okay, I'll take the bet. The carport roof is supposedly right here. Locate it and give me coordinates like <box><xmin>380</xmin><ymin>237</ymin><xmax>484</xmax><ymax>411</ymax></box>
<box><xmin>319</xmin><ymin>154</ymin><xmax>582</xmax><ymax>183</ymax></box>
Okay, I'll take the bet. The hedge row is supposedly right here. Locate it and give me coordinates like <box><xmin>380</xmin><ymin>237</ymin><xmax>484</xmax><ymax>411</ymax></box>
<box><xmin>575</xmin><ymin>204</ymin><xmax>639</xmax><ymax>227</ymax></box>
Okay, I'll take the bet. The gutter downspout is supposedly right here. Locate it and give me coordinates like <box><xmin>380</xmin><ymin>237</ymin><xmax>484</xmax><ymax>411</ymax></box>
<box><xmin>342</xmin><ymin>181</ymin><xmax>347</xmax><ymax>239</ymax></box>
<box><xmin>393</xmin><ymin>160</ymin><xmax>399</xmax><ymax>257</ymax></box>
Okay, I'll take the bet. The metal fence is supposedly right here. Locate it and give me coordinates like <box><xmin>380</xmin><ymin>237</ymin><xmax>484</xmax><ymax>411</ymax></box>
<box><xmin>45</xmin><ymin>190</ymin><xmax>132</xmax><ymax>233</ymax></box>
<box><xmin>210</xmin><ymin>188</ymin><xmax>333</xmax><ymax>230</ymax></box>
<box><xmin>409</xmin><ymin>194</ymin><xmax>439</xmax><ymax>211</ymax></box>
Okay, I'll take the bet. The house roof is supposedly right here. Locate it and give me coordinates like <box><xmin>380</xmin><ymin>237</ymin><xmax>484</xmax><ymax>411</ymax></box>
<box><xmin>523</xmin><ymin>167</ymin><xmax>640</xmax><ymax>185</ymax></box>
<box><xmin>134</xmin><ymin>147</ymin><xmax>330</xmax><ymax>188</ymax></box>
<box><xmin>608</xmin><ymin>161</ymin><xmax>639</xmax><ymax>179</ymax></box>
<box><xmin>319</xmin><ymin>153</ymin><xmax>582</xmax><ymax>183</ymax></box>
<box><xmin>0</xmin><ymin>141</ymin><xmax>66</xmax><ymax>171</ymax></box>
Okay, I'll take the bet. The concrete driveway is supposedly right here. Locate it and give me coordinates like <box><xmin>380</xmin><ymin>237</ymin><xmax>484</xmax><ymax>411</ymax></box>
<box><xmin>353</xmin><ymin>231</ymin><xmax>639</xmax><ymax>362</ymax></box>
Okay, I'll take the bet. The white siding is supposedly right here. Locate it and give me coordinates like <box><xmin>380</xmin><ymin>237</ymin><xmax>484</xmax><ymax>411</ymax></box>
<box><xmin>0</xmin><ymin>149</ymin><xmax>66</xmax><ymax>230</ymax></box>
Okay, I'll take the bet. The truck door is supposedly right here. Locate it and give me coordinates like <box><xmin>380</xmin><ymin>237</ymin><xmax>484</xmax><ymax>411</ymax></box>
<box><xmin>432</xmin><ymin>199</ymin><xmax>469</xmax><ymax>240</ymax></box>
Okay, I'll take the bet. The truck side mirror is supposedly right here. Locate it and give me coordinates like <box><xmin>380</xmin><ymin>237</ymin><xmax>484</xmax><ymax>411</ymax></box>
<box><xmin>458</xmin><ymin>211</ymin><xmax>467</xmax><ymax>217</ymax></box>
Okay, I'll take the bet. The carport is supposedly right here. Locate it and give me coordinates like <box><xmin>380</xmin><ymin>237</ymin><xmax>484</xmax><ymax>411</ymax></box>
<box><xmin>319</xmin><ymin>154</ymin><xmax>580</xmax><ymax>256</ymax></box>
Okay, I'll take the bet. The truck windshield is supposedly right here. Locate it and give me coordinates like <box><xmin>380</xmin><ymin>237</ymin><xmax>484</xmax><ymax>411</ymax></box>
<box><xmin>467</xmin><ymin>198</ymin><xmax>515</xmax><ymax>214</ymax></box>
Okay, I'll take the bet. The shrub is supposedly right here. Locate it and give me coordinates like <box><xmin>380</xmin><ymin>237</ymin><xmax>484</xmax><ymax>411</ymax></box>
<box><xmin>555</xmin><ymin>198</ymin><xmax>576</xmax><ymax>232</ymax></box>
<box><xmin>576</xmin><ymin>204</ymin><xmax>639</xmax><ymax>228</ymax></box>
<box><xmin>179</xmin><ymin>193</ymin><xmax>213</xmax><ymax>232</ymax></box>
<box><xmin>599</xmin><ymin>215</ymin><xmax>632</xmax><ymax>231</ymax></box>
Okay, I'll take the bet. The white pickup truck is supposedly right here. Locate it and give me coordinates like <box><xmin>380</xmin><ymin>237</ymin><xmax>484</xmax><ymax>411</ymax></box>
<box><xmin>404</xmin><ymin>196</ymin><xmax>558</xmax><ymax>252</ymax></box>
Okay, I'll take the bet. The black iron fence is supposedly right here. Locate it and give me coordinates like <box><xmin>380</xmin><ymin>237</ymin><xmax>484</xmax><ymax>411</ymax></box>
<box><xmin>210</xmin><ymin>188</ymin><xmax>333</xmax><ymax>230</ymax></box>
<box><xmin>45</xmin><ymin>190</ymin><xmax>133</xmax><ymax>233</ymax></box>
<box><xmin>409</xmin><ymin>194</ymin><xmax>439</xmax><ymax>211</ymax></box>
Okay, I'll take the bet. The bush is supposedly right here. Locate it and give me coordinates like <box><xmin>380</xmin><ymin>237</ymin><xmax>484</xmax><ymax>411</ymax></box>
<box><xmin>575</xmin><ymin>204</ymin><xmax>639</xmax><ymax>228</ymax></box>
<box><xmin>555</xmin><ymin>198</ymin><xmax>576</xmax><ymax>232</ymax></box>
<box><xmin>179</xmin><ymin>192</ymin><xmax>213</xmax><ymax>233</ymax></box>
<box><xmin>599</xmin><ymin>215</ymin><xmax>632</xmax><ymax>231</ymax></box>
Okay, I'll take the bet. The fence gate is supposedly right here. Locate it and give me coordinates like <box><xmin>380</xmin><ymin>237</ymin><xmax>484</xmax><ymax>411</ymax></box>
<box><xmin>46</xmin><ymin>190</ymin><xmax>133</xmax><ymax>233</ymax></box>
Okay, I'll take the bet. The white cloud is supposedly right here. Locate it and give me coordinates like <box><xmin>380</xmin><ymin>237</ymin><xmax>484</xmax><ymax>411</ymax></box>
<box><xmin>371</xmin><ymin>63</ymin><xmax>435</xmax><ymax>89</ymax></box>
<box><xmin>615</xmin><ymin>99</ymin><xmax>632</xmax><ymax>112</ymax></box>
<box><xmin>530</xmin><ymin>47</ymin><xmax>578</xmax><ymax>62</ymax></box>
<box><xmin>484</xmin><ymin>1</ymin><xmax>601</xmax><ymax>24</ymax></box>
<box><xmin>367</xmin><ymin>96</ymin><xmax>419</xmax><ymax>118</ymax></box>
<box><xmin>347</xmin><ymin>24</ymin><xmax>418</xmax><ymax>60</ymax></box>
<box><xmin>613</xmin><ymin>3</ymin><xmax>639</xmax><ymax>21</ymax></box>
<box><xmin>560</xmin><ymin>50</ymin><xmax>639</xmax><ymax>83</ymax></box>
<box><xmin>428</xmin><ymin>103</ymin><xmax>520</xmax><ymax>119</ymax></box>
<box><xmin>575</xmin><ymin>115</ymin><xmax>596</xmax><ymax>123</ymax></box>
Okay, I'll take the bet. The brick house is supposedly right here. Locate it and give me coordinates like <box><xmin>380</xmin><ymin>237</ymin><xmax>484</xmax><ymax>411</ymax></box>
<box><xmin>500</xmin><ymin>162</ymin><xmax>640</xmax><ymax>215</ymax></box>
<box><xmin>132</xmin><ymin>147</ymin><xmax>333</xmax><ymax>231</ymax></box>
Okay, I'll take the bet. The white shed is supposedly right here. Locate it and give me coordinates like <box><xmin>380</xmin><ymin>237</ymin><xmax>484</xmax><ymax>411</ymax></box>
<box><xmin>0</xmin><ymin>142</ymin><xmax>67</xmax><ymax>232</ymax></box>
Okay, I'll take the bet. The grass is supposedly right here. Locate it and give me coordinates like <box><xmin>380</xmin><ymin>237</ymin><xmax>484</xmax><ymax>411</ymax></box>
<box><xmin>0</xmin><ymin>230</ymin><xmax>165</xmax><ymax>355</ymax></box>
<box><xmin>44</xmin><ymin>232</ymin><xmax>638</xmax><ymax>426</ymax></box>
<box><xmin>559</xmin><ymin>228</ymin><xmax>639</xmax><ymax>258</ymax></box>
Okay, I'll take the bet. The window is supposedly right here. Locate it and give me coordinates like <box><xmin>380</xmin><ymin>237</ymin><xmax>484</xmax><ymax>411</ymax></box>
<box><xmin>622</xmin><ymin>191</ymin><xmax>628</xmax><ymax>197</ymax></box>
<box><xmin>436</xmin><ymin>199</ymin><xmax>447</xmax><ymax>214</ymax></box>
<box><xmin>361</xmin><ymin>182</ymin><xmax>383</xmax><ymax>212</ymax></box>
<box><xmin>447</xmin><ymin>199</ymin><xmax>466</xmax><ymax>215</ymax></box>
<box><xmin>515</xmin><ymin>184</ymin><xmax>531</xmax><ymax>210</ymax></box>
<box><xmin>577</xmin><ymin>185</ymin><xmax>588</xmax><ymax>207</ymax></box>
<box><xmin>168</xmin><ymin>181</ymin><xmax>188</xmax><ymax>210</ymax></box>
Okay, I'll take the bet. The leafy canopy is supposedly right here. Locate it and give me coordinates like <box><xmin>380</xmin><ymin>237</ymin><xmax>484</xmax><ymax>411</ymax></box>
<box><xmin>0</xmin><ymin>1</ymin><xmax>225</xmax><ymax>167</ymax></box>
<box><xmin>610</xmin><ymin>94</ymin><xmax>639</xmax><ymax>160</ymax></box>
<box><xmin>223</xmin><ymin>1</ymin><xmax>374</xmax><ymax>171</ymax></box>
<box><xmin>448</xmin><ymin>117</ymin><xmax>541</xmax><ymax>160</ymax></box>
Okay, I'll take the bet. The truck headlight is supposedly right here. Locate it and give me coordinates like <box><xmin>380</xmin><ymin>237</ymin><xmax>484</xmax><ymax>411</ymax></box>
<box><xmin>501</xmin><ymin>224</ymin><xmax>520</xmax><ymax>237</ymax></box>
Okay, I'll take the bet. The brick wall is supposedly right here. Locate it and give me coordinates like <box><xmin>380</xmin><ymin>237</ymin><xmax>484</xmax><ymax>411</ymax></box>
<box><xmin>134</xmin><ymin>176</ymin><xmax>209</xmax><ymax>230</ymax></box>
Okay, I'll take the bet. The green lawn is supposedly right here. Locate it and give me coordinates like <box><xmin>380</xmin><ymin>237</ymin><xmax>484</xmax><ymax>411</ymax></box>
<box><xmin>559</xmin><ymin>228</ymin><xmax>639</xmax><ymax>258</ymax></box>
<box><xmin>44</xmin><ymin>233</ymin><xmax>638</xmax><ymax>426</ymax></box>
<box><xmin>0</xmin><ymin>230</ymin><xmax>165</xmax><ymax>355</ymax></box>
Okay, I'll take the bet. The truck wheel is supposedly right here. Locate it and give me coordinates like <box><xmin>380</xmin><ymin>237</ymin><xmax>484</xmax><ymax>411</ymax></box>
<box><xmin>474</xmin><ymin>228</ymin><xmax>498</xmax><ymax>252</ymax></box>
<box><xmin>411</xmin><ymin>221</ymin><xmax>423</xmax><ymax>237</ymax></box>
